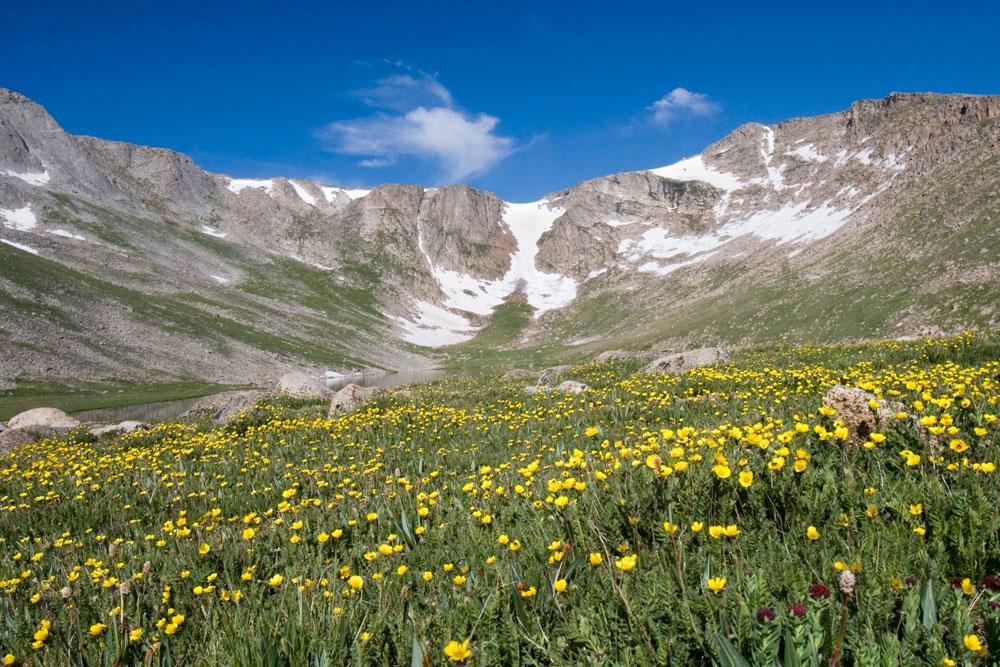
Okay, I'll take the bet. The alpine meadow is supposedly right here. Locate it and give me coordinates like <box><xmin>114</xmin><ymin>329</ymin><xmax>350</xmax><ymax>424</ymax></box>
<box><xmin>2</xmin><ymin>2</ymin><xmax>1000</xmax><ymax>665</ymax></box>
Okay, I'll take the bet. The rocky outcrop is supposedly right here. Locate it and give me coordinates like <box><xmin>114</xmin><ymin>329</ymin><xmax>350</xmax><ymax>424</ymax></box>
<box><xmin>538</xmin><ymin>366</ymin><xmax>573</xmax><ymax>387</ymax></box>
<box><xmin>89</xmin><ymin>420</ymin><xmax>150</xmax><ymax>438</ymax></box>
<box><xmin>641</xmin><ymin>348</ymin><xmax>731</xmax><ymax>375</ymax></box>
<box><xmin>180</xmin><ymin>391</ymin><xmax>261</xmax><ymax>423</ymax></box>
<box><xmin>276</xmin><ymin>372</ymin><xmax>328</xmax><ymax>397</ymax></box>
<box><xmin>502</xmin><ymin>368</ymin><xmax>536</xmax><ymax>380</ymax></box>
<box><xmin>7</xmin><ymin>407</ymin><xmax>80</xmax><ymax>431</ymax></box>
<box><xmin>821</xmin><ymin>384</ymin><xmax>915</xmax><ymax>444</ymax></box>
<box><xmin>555</xmin><ymin>380</ymin><xmax>589</xmax><ymax>394</ymax></box>
<box><xmin>2</xmin><ymin>86</ymin><xmax>999</xmax><ymax>385</ymax></box>
<box><xmin>0</xmin><ymin>427</ymin><xmax>32</xmax><ymax>454</ymax></box>
<box><xmin>328</xmin><ymin>384</ymin><xmax>386</xmax><ymax>416</ymax></box>
<box><xmin>594</xmin><ymin>350</ymin><xmax>657</xmax><ymax>363</ymax></box>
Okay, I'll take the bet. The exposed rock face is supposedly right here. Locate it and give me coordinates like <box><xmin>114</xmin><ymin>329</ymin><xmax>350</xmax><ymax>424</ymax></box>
<box><xmin>89</xmin><ymin>420</ymin><xmax>150</xmax><ymax>438</ymax></box>
<box><xmin>0</xmin><ymin>427</ymin><xmax>32</xmax><ymax>454</ymax></box>
<box><xmin>180</xmin><ymin>391</ymin><xmax>261</xmax><ymax>423</ymax></box>
<box><xmin>1</xmin><ymin>88</ymin><xmax>999</xmax><ymax>385</ymax></box>
<box><xmin>276</xmin><ymin>372</ymin><xmax>328</xmax><ymax>397</ymax></box>
<box><xmin>328</xmin><ymin>384</ymin><xmax>386</xmax><ymax>416</ymax></box>
<box><xmin>7</xmin><ymin>407</ymin><xmax>80</xmax><ymax>430</ymax></box>
<box><xmin>641</xmin><ymin>348</ymin><xmax>731</xmax><ymax>375</ymax></box>
<box><xmin>821</xmin><ymin>384</ymin><xmax>912</xmax><ymax>444</ymax></box>
<box><xmin>538</xmin><ymin>366</ymin><xmax>573</xmax><ymax>387</ymax></box>
<box><xmin>594</xmin><ymin>350</ymin><xmax>656</xmax><ymax>363</ymax></box>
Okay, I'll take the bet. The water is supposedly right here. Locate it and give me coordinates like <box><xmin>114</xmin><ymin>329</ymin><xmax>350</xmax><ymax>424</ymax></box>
<box><xmin>73</xmin><ymin>395</ymin><xmax>208</xmax><ymax>423</ymax></box>
<box><xmin>73</xmin><ymin>369</ymin><xmax>448</xmax><ymax>424</ymax></box>
<box><xmin>326</xmin><ymin>369</ymin><xmax>446</xmax><ymax>391</ymax></box>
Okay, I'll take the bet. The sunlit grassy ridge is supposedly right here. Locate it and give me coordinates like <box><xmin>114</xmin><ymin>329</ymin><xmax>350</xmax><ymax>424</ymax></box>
<box><xmin>1</xmin><ymin>334</ymin><xmax>999</xmax><ymax>665</ymax></box>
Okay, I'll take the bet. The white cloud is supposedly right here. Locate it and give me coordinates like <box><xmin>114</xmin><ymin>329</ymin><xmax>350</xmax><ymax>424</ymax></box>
<box><xmin>650</xmin><ymin>88</ymin><xmax>719</xmax><ymax>125</ymax></box>
<box><xmin>354</xmin><ymin>74</ymin><xmax>453</xmax><ymax>112</ymax></box>
<box><xmin>322</xmin><ymin>74</ymin><xmax>514</xmax><ymax>181</ymax></box>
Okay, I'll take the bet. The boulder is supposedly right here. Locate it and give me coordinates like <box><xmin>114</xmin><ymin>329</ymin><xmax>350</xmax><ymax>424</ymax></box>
<box><xmin>821</xmin><ymin>385</ymin><xmax>915</xmax><ymax>444</ymax></box>
<box><xmin>181</xmin><ymin>391</ymin><xmax>261</xmax><ymax>423</ymax></box>
<box><xmin>523</xmin><ymin>385</ymin><xmax>546</xmax><ymax>396</ymax></box>
<box><xmin>276</xmin><ymin>372</ymin><xmax>328</xmax><ymax>397</ymax></box>
<box><xmin>555</xmin><ymin>380</ymin><xmax>590</xmax><ymax>394</ymax></box>
<box><xmin>89</xmin><ymin>420</ymin><xmax>151</xmax><ymax>438</ymax></box>
<box><xmin>0</xmin><ymin>428</ymin><xmax>33</xmax><ymax>454</ymax></box>
<box><xmin>538</xmin><ymin>365</ymin><xmax>573</xmax><ymax>387</ymax></box>
<box><xmin>328</xmin><ymin>384</ymin><xmax>386</xmax><ymax>416</ymax></box>
<box><xmin>502</xmin><ymin>368</ymin><xmax>536</xmax><ymax>381</ymax></box>
<box><xmin>594</xmin><ymin>350</ymin><xmax>658</xmax><ymax>363</ymax></box>
<box><xmin>641</xmin><ymin>348</ymin><xmax>731</xmax><ymax>375</ymax></box>
<box><xmin>7</xmin><ymin>407</ymin><xmax>80</xmax><ymax>431</ymax></box>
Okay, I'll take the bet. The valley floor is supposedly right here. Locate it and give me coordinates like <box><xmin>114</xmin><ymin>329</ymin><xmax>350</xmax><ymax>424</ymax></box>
<box><xmin>0</xmin><ymin>333</ymin><xmax>998</xmax><ymax>664</ymax></box>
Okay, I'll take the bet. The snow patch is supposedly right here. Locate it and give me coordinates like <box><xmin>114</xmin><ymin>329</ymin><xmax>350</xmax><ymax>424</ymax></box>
<box><xmin>1</xmin><ymin>239</ymin><xmax>38</xmax><ymax>255</ymax></box>
<box><xmin>620</xmin><ymin>199</ymin><xmax>858</xmax><ymax>275</ymax></box>
<box><xmin>0</xmin><ymin>206</ymin><xmax>37</xmax><ymax>232</ymax></box>
<box><xmin>398</xmin><ymin>200</ymin><xmax>578</xmax><ymax>347</ymax></box>
<box><xmin>880</xmin><ymin>153</ymin><xmax>905</xmax><ymax>172</ymax></box>
<box><xmin>290</xmin><ymin>181</ymin><xmax>316</xmax><ymax>206</ymax></box>
<box><xmin>586</xmin><ymin>267</ymin><xmax>608</xmax><ymax>280</ymax></box>
<box><xmin>649</xmin><ymin>155</ymin><xmax>746</xmax><ymax>192</ymax></box>
<box><xmin>637</xmin><ymin>254</ymin><xmax>715</xmax><ymax>277</ymax></box>
<box><xmin>784</xmin><ymin>144</ymin><xmax>827</xmax><ymax>163</ymax></box>
<box><xmin>319</xmin><ymin>186</ymin><xmax>370</xmax><ymax>203</ymax></box>
<box><xmin>720</xmin><ymin>201</ymin><xmax>852</xmax><ymax>244</ymax></box>
<box><xmin>3</xmin><ymin>169</ymin><xmax>50</xmax><ymax>186</ymax></box>
<box><xmin>48</xmin><ymin>229</ymin><xmax>85</xmax><ymax>241</ymax></box>
<box><xmin>209</xmin><ymin>275</ymin><xmax>231</xmax><ymax>284</ymax></box>
<box><xmin>759</xmin><ymin>126</ymin><xmax>786</xmax><ymax>190</ymax></box>
<box><xmin>200</xmin><ymin>225</ymin><xmax>227</xmax><ymax>238</ymax></box>
<box><xmin>854</xmin><ymin>150</ymin><xmax>875</xmax><ymax>166</ymax></box>
<box><xmin>391</xmin><ymin>301</ymin><xmax>477</xmax><ymax>346</ymax></box>
<box><xmin>227</xmin><ymin>178</ymin><xmax>274</xmax><ymax>195</ymax></box>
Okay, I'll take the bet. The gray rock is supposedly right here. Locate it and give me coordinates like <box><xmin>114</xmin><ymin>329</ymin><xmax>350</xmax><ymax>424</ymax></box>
<box><xmin>594</xmin><ymin>350</ymin><xmax>658</xmax><ymax>363</ymax></box>
<box><xmin>821</xmin><ymin>384</ymin><xmax>917</xmax><ymax>444</ymax></box>
<box><xmin>523</xmin><ymin>385</ymin><xmax>546</xmax><ymax>396</ymax></box>
<box><xmin>556</xmin><ymin>380</ymin><xmax>590</xmax><ymax>394</ymax></box>
<box><xmin>328</xmin><ymin>384</ymin><xmax>386</xmax><ymax>416</ymax></box>
<box><xmin>180</xmin><ymin>391</ymin><xmax>261</xmax><ymax>422</ymax></box>
<box><xmin>0</xmin><ymin>428</ymin><xmax>33</xmax><ymax>454</ymax></box>
<box><xmin>502</xmin><ymin>368</ymin><xmax>536</xmax><ymax>381</ymax></box>
<box><xmin>640</xmin><ymin>348</ymin><xmax>731</xmax><ymax>375</ymax></box>
<box><xmin>276</xmin><ymin>372</ymin><xmax>328</xmax><ymax>397</ymax></box>
<box><xmin>538</xmin><ymin>365</ymin><xmax>573</xmax><ymax>387</ymax></box>
<box><xmin>89</xmin><ymin>420</ymin><xmax>150</xmax><ymax>438</ymax></box>
<box><xmin>7</xmin><ymin>407</ymin><xmax>80</xmax><ymax>431</ymax></box>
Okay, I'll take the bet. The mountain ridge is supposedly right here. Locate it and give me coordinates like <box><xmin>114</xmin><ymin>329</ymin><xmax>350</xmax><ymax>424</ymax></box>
<box><xmin>1</xmin><ymin>88</ymin><xmax>998</xmax><ymax>387</ymax></box>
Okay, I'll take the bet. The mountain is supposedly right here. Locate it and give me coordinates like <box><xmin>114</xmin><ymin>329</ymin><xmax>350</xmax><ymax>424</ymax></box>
<box><xmin>1</xmin><ymin>89</ymin><xmax>998</xmax><ymax>387</ymax></box>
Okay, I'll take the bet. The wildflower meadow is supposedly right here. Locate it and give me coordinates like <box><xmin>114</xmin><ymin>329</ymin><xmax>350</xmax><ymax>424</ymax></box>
<box><xmin>1</xmin><ymin>334</ymin><xmax>999</xmax><ymax>665</ymax></box>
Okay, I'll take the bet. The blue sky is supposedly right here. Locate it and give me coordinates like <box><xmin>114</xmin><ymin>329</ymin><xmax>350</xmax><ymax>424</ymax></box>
<box><xmin>2</xmin><ymin>0</ymin><xmax>998</xmax><ymax>201</ymax></box>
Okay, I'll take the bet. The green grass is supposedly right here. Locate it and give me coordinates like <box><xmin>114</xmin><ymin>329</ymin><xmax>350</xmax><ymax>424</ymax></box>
<box><xmin>0</xmin><ymin>379</ymin><xmax>242</xmax><ymax>421</ymax></box>
<box><xmin>1</xmin><ymin>334</ymin><xmax>999</xmax><ymax>664</ymax></box>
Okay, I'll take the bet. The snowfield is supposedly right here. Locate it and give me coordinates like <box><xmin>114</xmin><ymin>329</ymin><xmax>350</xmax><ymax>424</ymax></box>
<box><xmin>1</xmin><ymin>205</ymin><xmax>38</xmax><ymax>232</ymax></box>
<box><xmin>3</xmin><ymin>169</ymin><xmax>51</xmax><ymax>186</ymax></box>
<box><xmin>649</xmin><ymin>155</ymin><xmax>745</xmax><ymax>192</ymax></box>
<box><xmin>396</xmin><ymin>200</ymin><xmax>577</xmax><ymax>347</ymax></box>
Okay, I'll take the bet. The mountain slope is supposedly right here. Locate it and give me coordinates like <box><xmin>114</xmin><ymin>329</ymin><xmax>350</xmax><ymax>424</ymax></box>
<box><xmin>1</xmin><ymin>89</ymin><xmax>998</xmax><ymax>386</ymax></box>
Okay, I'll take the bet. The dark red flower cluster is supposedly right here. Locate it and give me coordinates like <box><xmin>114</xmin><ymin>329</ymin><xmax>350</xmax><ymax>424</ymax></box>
<box><xmin>756</xmin><ymin>607</ymin><xmax>776</xmax><ymax>622</ymax></box>
<box><xmin>809</xmin><ymin>583</ymin><xmax>831</xmax><ymax>599</ymax></box>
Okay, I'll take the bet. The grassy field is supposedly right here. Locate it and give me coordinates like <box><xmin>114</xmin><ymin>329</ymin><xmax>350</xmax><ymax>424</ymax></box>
<box><xmin>0</xmin><ymin>334</ymin><xmax>998</xmax><ymax>665</ymax></box>
<box><xmin>0</xmin><ymin>380</ymin><xmax>242</xmax><ymax>421</ymax></box>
